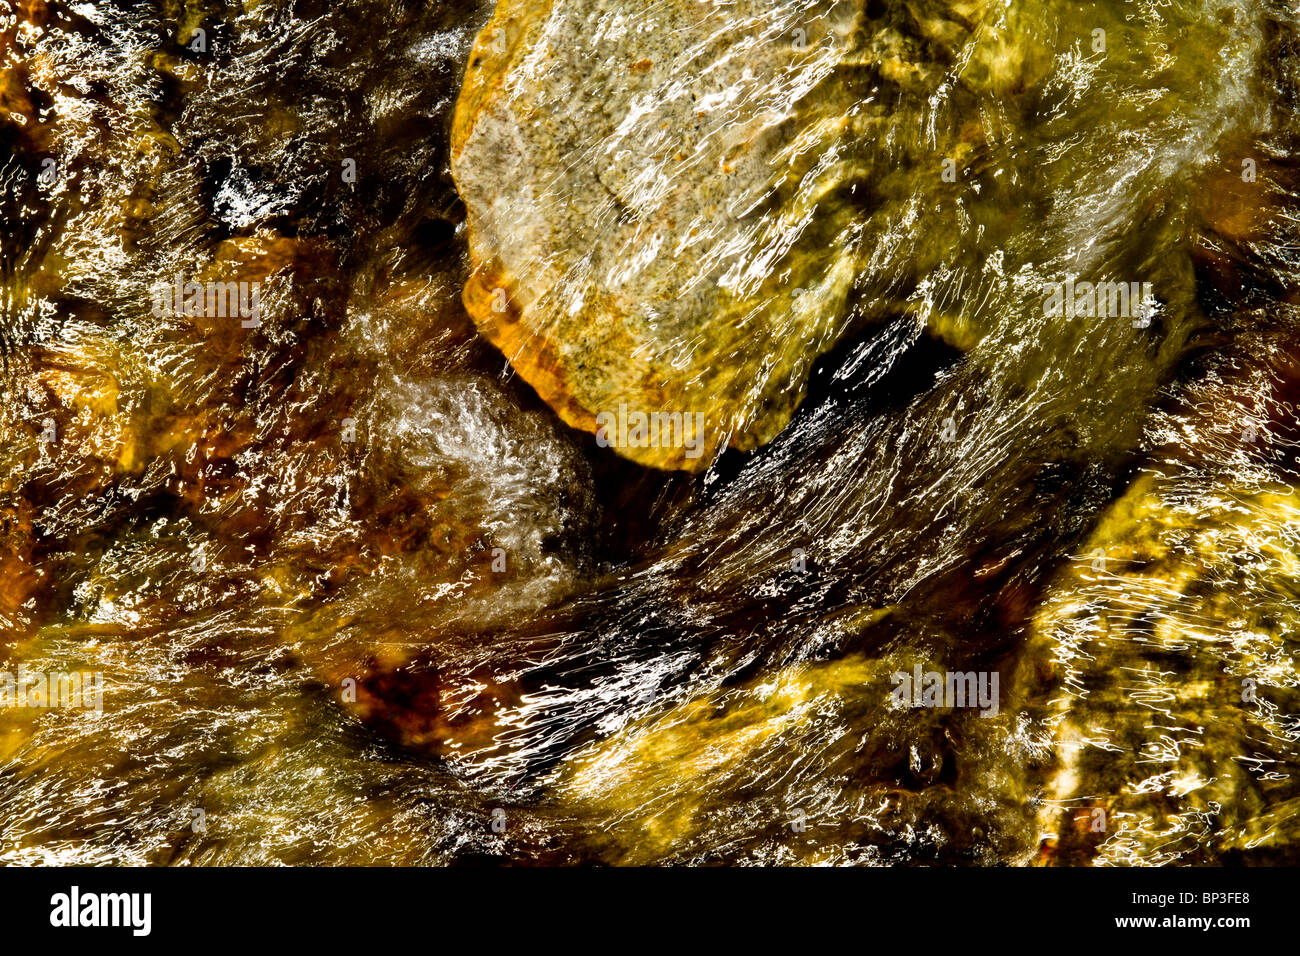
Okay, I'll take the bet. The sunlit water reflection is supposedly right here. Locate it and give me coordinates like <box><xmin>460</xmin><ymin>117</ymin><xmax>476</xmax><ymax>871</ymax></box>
<box><xmin>1</xmin><ymin>0</ymin><xmax>1299</xmax><ymax>865</ymax></box>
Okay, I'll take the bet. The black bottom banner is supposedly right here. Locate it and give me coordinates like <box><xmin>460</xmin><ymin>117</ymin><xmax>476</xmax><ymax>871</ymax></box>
<box><xmin>0</xmin><ymin>865</ymin><xmax>1280</xmax><ymax>945</ymax></box>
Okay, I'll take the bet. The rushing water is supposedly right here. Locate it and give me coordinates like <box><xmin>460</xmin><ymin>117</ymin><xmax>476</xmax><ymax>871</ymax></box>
<box><xmin>2</xmin><ymin>0</ymin><xmax>1300</xmax><ymax>865</ymax></box>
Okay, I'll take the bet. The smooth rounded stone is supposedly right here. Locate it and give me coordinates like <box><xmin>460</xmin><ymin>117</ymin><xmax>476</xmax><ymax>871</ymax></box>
<box><xmin>451</xmin><ymin>0</ymin><xmax>1008</xmax><ymax>470</ymax></box>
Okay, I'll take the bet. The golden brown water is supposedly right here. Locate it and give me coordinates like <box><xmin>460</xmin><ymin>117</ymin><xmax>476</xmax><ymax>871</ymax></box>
<box><xmin>2</xmin><ymin>0</ymin><xmax>1300</xmax><ymax>865</ymax></box>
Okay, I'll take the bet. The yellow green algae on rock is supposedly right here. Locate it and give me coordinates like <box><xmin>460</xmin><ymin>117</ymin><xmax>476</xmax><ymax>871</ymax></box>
<box><xmin>1020</xmin><ymin>476</ymin><xmax>1300</xmax><ymax>865</ymax></box>
<box><xmin>450</xmin><ymin>0</ymin><xmax>1011</xmax><ymax>470</ymax></box>
<box><xmin>1016</xmin><ymin>328</ymin><xmax>1300</xmax><ymax>869</ymax></box>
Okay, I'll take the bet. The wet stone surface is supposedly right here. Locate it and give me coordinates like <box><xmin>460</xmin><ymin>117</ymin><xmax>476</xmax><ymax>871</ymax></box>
<box><xmin>0</xmin><ymin>0</ymin><xmax>1299</xmax><ymax>865</ymax></box>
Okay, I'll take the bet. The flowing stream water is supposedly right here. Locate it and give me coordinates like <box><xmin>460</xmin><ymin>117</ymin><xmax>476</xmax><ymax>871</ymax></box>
<box><xmin>2</xmin><ymin>0</ymin><xmax>1300</xmax><ymax>865</ymax></box>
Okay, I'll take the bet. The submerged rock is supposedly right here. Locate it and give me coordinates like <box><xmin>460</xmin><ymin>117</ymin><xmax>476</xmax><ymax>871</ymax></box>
<box><xmin>550</xmin><ymin>647</ymin><xmax>1034</xmax><ymax>864</ymax></box>
<box><xmin>1024</xmin><ymin>475</ymin><xmax>1300</xmax><ymax>864</ymax></box>
<box><xmin>451</xmin><ymin>0</ymin><xmax>1027</xmax><ymax>469</ymax></box>
<box><xmin>1019</xmin><ymin>317</ymin><xmax>1300</xmax><ymax>866</ymax></box>
<box><xmin>5</xmin><ymin>0</ymin><xmax>1300</xmax><ymax>868</ymax></box>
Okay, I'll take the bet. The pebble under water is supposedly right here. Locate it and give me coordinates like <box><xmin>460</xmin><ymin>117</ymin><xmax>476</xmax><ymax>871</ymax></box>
<box><xmin>2</xmin><ymin>0</ymin><xmax>1300</xmax><ymax>866</ymax></box>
